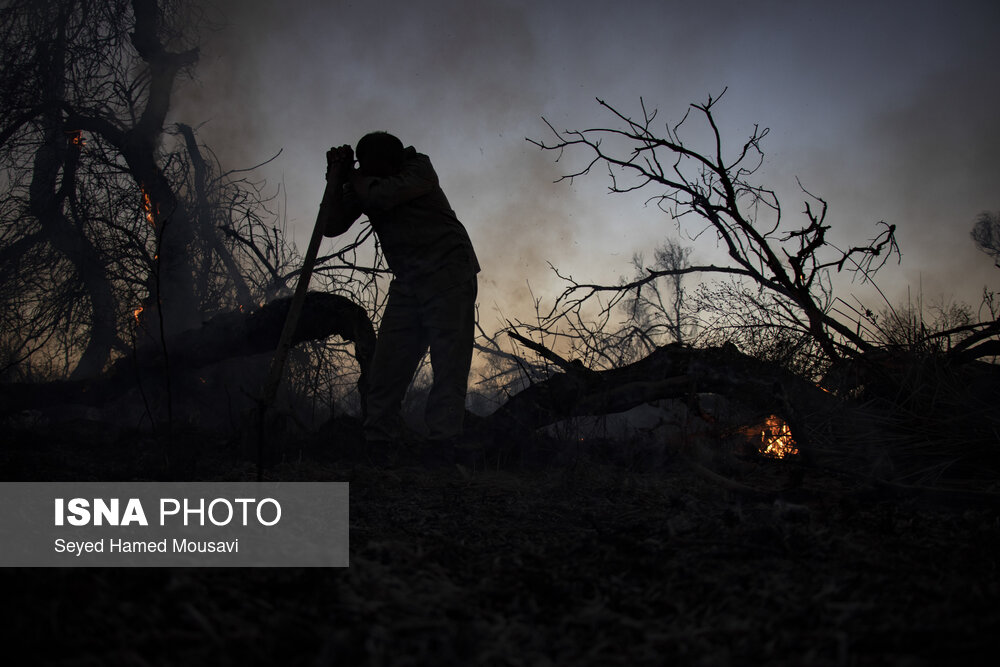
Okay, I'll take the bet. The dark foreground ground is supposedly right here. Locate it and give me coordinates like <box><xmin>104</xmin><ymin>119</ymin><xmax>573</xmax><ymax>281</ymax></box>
<box><xmin>2</xmin><ymin>422</ymin><xmax>999</xmax><ymax>667</ymax></box>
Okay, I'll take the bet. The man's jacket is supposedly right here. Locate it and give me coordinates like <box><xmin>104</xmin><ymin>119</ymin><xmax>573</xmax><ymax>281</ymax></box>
<box><xmin>323</xmin><ymin>147</ymin><xmax>480</xmax><ymax>297</ymax></box>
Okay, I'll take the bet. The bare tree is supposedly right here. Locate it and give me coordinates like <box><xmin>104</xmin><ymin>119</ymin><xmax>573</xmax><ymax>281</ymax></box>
<box><xmin>529</xmin><ymin>90</ymin><xmax>900</xmax><ymax>366</ymax></box>
<box><xmin>0</xmin><ymin>0</ymin><xmax>298</xmax><ymax>383</ymax></box>
<box><xmin>623</xmin><ymin>238</ymin><xmax>696</xmax><ymax>346</ymax></box>
<box><xmin>972</xmin><ymin>211</ymin><xmax>1000</xmax><ymax>268</ymax></box>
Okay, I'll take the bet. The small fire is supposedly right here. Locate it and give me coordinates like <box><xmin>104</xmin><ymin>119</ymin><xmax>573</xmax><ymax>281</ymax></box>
<box><xmin>140</xmin><ymin>188</ymin><xmax>155</xmax><ymax>227</ymax></box>
<box><xmin>759</xmin><ymin>414</ymin><xmax>798</xmax><ymax>459</ymax></box>
<box><xmin>68</xmin><ymin>130</ymin><xmax>85</xmax><ymax>147</ymax></box>
<box><xmin>133</xmin><ymin>306</ymin><xmax>143</xmax><ymax>323</ymax></box>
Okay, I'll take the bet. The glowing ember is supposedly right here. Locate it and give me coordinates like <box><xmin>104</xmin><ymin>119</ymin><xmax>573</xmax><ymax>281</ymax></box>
<box><xmin>68</xmin><ymin>130</ymin><xmax>85</xmax><ymax>147</ymax></box>
<box><xmin>759</xmin><ymin>414</ymin><xmax>798</xmax><ymax>459</ymax></box>
<box><xmin>133</xmin><ymin>306</ymin><xmax>143</xmax><ymax>323</ymax></box>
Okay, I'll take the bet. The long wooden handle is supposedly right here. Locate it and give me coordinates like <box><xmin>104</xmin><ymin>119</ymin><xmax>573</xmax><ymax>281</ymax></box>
<box><xmin>260</xmin><ymin>207</ymin><xmax>327</xmax><ymax>402</ymax></box>
<box><xmin>255</xmin><ymin>192</ymin><xmax>331</xmax><ymax>477</ymax></box>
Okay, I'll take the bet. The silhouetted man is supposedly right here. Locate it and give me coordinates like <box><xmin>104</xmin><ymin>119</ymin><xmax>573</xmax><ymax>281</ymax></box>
<box><xmin>321</xmin><ymin>132</ymin><xmax>480</xmax><ymax>453</ymax></box>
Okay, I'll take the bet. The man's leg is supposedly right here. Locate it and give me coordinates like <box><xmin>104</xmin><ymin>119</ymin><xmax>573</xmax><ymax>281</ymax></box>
<box><xmin>423</xmin><ymin>278</ymin><xmax>477</xmax><ymax>441</ymax></box>
<box><xmin>363</xmin><ymin>282</ymin><xmax>428</xmax><ymax>442</ymax></box>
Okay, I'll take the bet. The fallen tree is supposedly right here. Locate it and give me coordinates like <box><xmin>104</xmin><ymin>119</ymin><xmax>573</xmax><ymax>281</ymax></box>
<box><xmin>479</xmin><ymin>331</ymin><xmax>833</xmax><ymax>437</ymax></box>
<box><xmin>470</xmin><ymin>332</ymin><xmax>841</xmax><ymax>468</ymax></box>
<box><xmin>0</xmin><ymin>292</ymin><xmax>375</xmax><ymax>414</ymax></box>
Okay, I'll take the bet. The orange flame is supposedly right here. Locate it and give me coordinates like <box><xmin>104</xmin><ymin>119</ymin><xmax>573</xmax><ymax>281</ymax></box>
<box><xmin>68</xmin><ymin>130</ymin><xmax>85</xmax><ymax>147</ymax></box>
<box><xmin>133</xmin><ymin>306</ymin><xmax>144</xmax><ymax>324</ymax></box>
<box><xmin>759</xmin><ymin>414</ymin><xmax>798</xmax><ymax>459</ymax></box>
<box><xmin>140</xmin><ymin>188</ymin><xmax>155</xmax><ymax>227</ymax></box>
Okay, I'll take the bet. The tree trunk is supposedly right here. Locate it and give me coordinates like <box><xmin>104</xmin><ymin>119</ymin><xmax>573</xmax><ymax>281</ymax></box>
<box><xmin>27</xmin><ymin>16</ymin><xmax>119</xmax><ymax>380</ymax></box>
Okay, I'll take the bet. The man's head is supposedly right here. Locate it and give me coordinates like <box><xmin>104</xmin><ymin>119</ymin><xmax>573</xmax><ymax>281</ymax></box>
<box><xmin>356</xmin><ymin>131</ymin><xmax>405</xmax><ymax>177</ymax></box>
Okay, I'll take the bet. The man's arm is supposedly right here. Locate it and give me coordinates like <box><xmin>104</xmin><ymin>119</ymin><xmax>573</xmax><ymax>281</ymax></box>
<box><xmin>351</xmin><ymin>149</ymin><xmax>439</xmax><ymax>214</ymax></box>
<box><xmin>320</xmin><ymin>146</ymin><xmax>363</xmax><ymax>238</ymax></box>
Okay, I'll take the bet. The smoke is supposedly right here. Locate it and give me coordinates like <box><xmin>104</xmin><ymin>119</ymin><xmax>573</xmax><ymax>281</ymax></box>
<box><xmin>170</xmin><ymin>0</ymin><xmax>580</xmax><ymax>324</ymax></box>
<box><xmin>448</xmin><ymin>145</ymin><xmax>581</xmax><ymax>320</ymax></box>
<box><xmin>173</xmin><ymin>0</ymin><xmax>541</xmax><ymax>161</ymax></box>
<box><xmin>788</xmin><ymin>60</ymin><xmax>1000</xmax><ymax>308</ymax></box>
<box><xmin>167</xmin><ymin>0</ymin><xmax>1000</xmax><ymax>326</ymax></box>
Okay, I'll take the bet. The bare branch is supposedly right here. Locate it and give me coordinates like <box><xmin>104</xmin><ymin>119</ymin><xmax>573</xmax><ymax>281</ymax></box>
<box><xmin>527</xmin><ymin>95</ymin><xmax>900</xmax><ymax>364</ymax></box>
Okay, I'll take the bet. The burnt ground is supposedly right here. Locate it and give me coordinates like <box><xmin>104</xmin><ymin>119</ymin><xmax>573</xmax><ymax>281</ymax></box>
<box><xmin>2</xmin><ymin>420</ymin><xmax>999</xmax><ymax>667</ymax></box>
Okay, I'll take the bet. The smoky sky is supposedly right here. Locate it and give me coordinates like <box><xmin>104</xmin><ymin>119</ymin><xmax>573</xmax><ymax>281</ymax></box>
<box><xmin>171</xmin><ymin>0</ymin><xmax>1000</xmax><ymax>323</ymax></box>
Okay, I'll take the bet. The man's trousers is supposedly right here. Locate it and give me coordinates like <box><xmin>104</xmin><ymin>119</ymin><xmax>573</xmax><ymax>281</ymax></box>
<box><xmin>363</xmin><ymin>276</ymin><xmax>477</xmax><ymax>442</ymax></box>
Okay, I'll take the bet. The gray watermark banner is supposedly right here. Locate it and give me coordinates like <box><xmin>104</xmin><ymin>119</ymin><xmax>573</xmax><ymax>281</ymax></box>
<box><xmin>0</xmin><ymin>482</ymin><xmax>348</xmax><ymax>567</ymax></box>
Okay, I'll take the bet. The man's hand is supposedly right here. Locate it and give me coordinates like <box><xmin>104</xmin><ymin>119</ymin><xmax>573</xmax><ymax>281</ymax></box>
<box><xmin>320</xmin><ymin>146</ymin><xmax>363</xmax><ymax>237</ymax></box>
<box><xmin>326</xmin><ymin>145</ymin><xmax>354</xmax><ymax>182</ymax></box>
